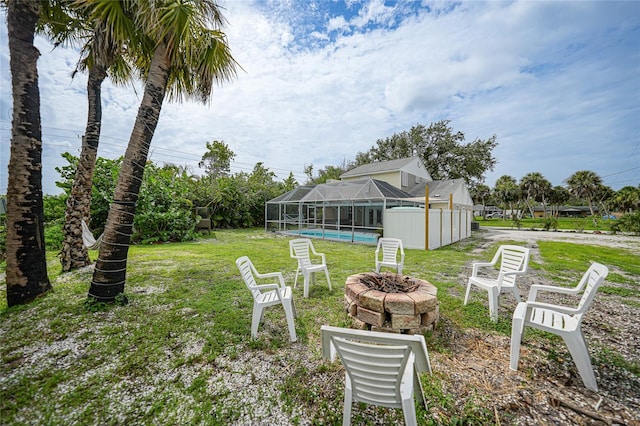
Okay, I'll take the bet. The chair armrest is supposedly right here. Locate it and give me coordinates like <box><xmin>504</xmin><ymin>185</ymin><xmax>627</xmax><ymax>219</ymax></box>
<box><xmin>525</xmin><ymin>300</ymin><xmax>579</xmax><ymax>315</ymax></box>
<box><xmin>253</xmin><ymin>271</ymin><xmax>285</xmax><ymax>287</ymax></box>
<box><xmin>253</xmin><ymin>283</ymin><xmax>281</xmax><ymax>291</ymax></box>
<box><xmin>528</xmin><ymin>284</ymin><xmax>580</xmax><ymax>301</ymax></box>
<box><xmin>471</xmin><ymin>261</ymin><xmax>494</xmax><ymax>276</ymax></box>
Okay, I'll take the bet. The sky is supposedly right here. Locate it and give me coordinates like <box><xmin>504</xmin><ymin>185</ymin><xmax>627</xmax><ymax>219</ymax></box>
<box><xmin>1</xmin><ymin>0</ymin><xmax>639</xmax><ymax>195</ymax></box>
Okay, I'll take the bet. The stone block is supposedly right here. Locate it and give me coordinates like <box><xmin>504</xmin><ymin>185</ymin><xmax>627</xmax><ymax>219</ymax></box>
<box><xmin>391</xmin><ymin>313</ymin><xmax>421</xmax><ymax>329</ymax></box>
<box><xmin>345</xmin><ymin>282</ymin><xmax>370</xmax><ymax>301</ymax></box>
<box><xmin>357</xmin><ymin>305</ymin><xmax>385</xmax><ymax>328</ymax></box>
<box><xmin>421</xmin><ymin>305</ymin><xmax>440</xmax><ymax>327</ymax></box>
<box><xmin>415</xmin><ymin>282</ymin><xmax>438</xmax><ymax>296</ymax></box>
<box><xmin>344</xmin><ymin>294</ymin><xmax>357</xmax><ymax>316</ymax></box>
<box><xmin>358</xmin><ymin>289</ymin><xmax>386</xmax><ymax>313</ymax></box>
<box><xmin>351</xmin><ymin>316</ymin><xmax>370</xmax><ymax>330</ymax></box>
<box><xmin>408</xmin><ymin>291</ymin><xmax>438</xmax><ymax>313</ymax></box>
<box><xmin>384</xmin><ymin>292</ymin><xmax>415</xmax><ymax>315</ymax></box>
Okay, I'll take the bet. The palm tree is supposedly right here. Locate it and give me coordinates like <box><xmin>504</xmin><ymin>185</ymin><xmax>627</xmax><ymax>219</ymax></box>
<box><xmin>613</xmin><ymin>186</ymin><xmax>640</xmax><ymax>213</ymax></box>
<box><xmin>565</xmin><ymin>170</ymin><xmax>603</xmax><ymax>216</ymax></box>
<box><xmin>494</xmin><ymin>175</ymin><xmax>520</xmax><ymax>219</ymax></box>
<box><xmin>548</xmin><ymin>185</ymin><xmax>571</xmax><ymax>217</ymax></box>
<box><xmin>470</xmin><ymin>184</ymin><xmax>491</xmax><ymax>218</ymax></box>
<box><xmin>39</xmin><ymin>1</ymin><xmax>136</xmax><ymax>271</ymax></box>
<box><xmin>88</xmin><ymin>0</ymin><xmax>238</xmax><ymax>302</ymax></box>
<box><xmin>5</xmin><ymin>0</ymin><xmax>52</xmax><ymax>306</ymax></box>
<box><xmin>520</xmin><ymin>172</ymin><xmax>551</xmax><ymax>218</ymax></box>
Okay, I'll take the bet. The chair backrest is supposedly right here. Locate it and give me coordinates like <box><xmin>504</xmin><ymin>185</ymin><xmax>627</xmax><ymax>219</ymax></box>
<box><xmin>575</xmin><ymin>262</ymin><xmax>608</xmax><ymax>316</ymax></box>
<box><xmin>331</xmin><ymin>336</ymin><xmax>412</xmax><ymax>407</ymax></box>
<box><xmin>496</xmin><ymin>245</ymin><xmax>530</xmax><ymax>286</ymax></box>
<box><xmin>236</xmin><ymin>256</ymin><xmax>260</xmax><ymax>300</ymax></box>
<box><xmin>377</xmin><ymin>238</ymin><xmax>403</xmax><ymax>263</ymax></box>
<box><xmin>290</xmin><ymin>238</ymin><xmax>313</xmax><ymax>267</ymax></box>
<box><xmin>321</xmin><ymin>325</ymin><xmax>431</xmax><ymax>408</ymax></box>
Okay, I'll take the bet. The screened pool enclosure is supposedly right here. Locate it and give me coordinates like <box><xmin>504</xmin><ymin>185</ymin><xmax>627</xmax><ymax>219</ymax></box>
<box><xmin>265</xmin><ymin>178</ymin><xmax>424</xmax><ymax>244</ymax></box>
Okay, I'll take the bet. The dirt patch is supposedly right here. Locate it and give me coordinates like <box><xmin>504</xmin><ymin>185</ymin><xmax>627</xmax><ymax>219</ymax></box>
<box><xmin>480</xmin><ymin>227</ymin><xmax>640</xmax><ymax>254</ymax></box>
<box><xmin>448</xmin><ymin>228</ymin><xmax>640</xmax><ymax>425</ymax></box>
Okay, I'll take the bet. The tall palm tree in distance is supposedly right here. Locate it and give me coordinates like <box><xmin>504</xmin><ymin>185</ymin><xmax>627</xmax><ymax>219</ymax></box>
<box><xmin>566</xmin><ymin>170</ymin><xmax>603</xmax><ymax>216</ymax></box>
<box><xmin>88</xmin><ymin>0</ymin><xmax>238</xmax><ymax>302</ymax></box>
<box><xmin>520</xmin><ymin>172</ymin><xmax>551</xmax><ymax>218</ymax></box>
<box><xmin>5</xmin><ymin>0</ymin><xmax>52</xmax><ymax>306</ymax></box>
<box><xmin>494</xmin><ymin>175</ymin><xmax>520</xmax><ymax>220</ymax></box>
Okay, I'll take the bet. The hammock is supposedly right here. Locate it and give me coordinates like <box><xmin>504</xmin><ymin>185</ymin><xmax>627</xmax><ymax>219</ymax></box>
<box><xmin>81</xmin><ymin>220</ymin><xmax>103</xmax><ymax>250</ymax></box>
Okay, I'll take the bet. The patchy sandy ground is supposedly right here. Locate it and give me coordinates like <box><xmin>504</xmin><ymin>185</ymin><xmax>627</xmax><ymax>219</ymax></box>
<box><xmin>480</xmin><ymin>227</ymin><xmax>640</xmax><ymax>254</ymax></box>
<box><xmin>205</xmin><ymin>229</ymin><xmax>640</xmax><ymax>425</ymax></box>
<box><xmin>438</xmin><ymin>228</ymin><xmax>640</xmax><ymax>425</ymax></box>
<box><xmin>1</xmin><ymin>229</ymin><xmax>637</xmax><ymax>425</ymax></box>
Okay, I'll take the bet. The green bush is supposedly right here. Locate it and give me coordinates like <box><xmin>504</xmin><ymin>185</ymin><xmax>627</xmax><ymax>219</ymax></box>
<box><xmin>541</xmin><ymin>217</ymin><xmax>558</xmax><ymax>231</ymax></box>
<box><xmin>613</xmin><ymin>211</ymin><xmax>640</xmax><ymax>235</ymax></box>
<box><xmin>133</xmin><ymin>208</ymin><xmax>197</xmax><ymax>244</ymax></box>
<box><xmin>44</xmin><ymin>222</ymin><xmax>64</xmax><ymax>251</ymax></box>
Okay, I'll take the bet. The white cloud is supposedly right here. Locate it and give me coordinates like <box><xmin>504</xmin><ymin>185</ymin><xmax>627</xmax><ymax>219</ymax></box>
<box><xmin>1</xmin><ymin>0</ymin><xmax>638</xmax><ymax>196</ymax></box>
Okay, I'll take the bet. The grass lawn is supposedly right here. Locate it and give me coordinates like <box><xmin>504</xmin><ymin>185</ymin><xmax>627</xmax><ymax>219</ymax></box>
<box><xmin>474</xmin><ymin>216</ymin><xmax>617</xmax><ymax>232</ymax></box>
<box><xmin>1</xmin><ymin>228</ymin><xmax>638</xmax><ymax>424</ymax></box>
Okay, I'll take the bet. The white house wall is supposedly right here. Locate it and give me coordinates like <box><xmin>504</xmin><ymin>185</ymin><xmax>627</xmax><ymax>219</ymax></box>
<box><xmin>383</xmin><ymin>208</ymin><xmax>425</xmax><ymax>249</ymax></box>
<box><xmin>385</xmin><ymin>207</ymin><xmax>473</xmax><ymax>250</ymax></box>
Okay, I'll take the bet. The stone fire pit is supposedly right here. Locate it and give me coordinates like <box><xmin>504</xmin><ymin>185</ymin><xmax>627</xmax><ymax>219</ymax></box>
<box><xmin>344</xmin><ymin>272</ymin><xmax>439</xmax><ymax>334</ymax></box>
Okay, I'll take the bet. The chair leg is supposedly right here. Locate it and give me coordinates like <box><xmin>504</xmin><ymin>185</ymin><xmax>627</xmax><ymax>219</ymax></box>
<box><xmin>563</xmin><ymin>332</ymin><xmax>598</xmax><ymax>391</ymax></box>
<box><xmin>488</xmin><ymin>286</ymin><xmax>500</xmax><ymax>322</ymax></box>
<box><xmin>303</xmin><ymin>272</ymin><xmax>310</xmax><ymax>298</ymax></box>
<box><xmin>282</xmin><ymin>299</ymin><xmax>297</xmax><ymax>342</ymax></box>
<box><xmin>251</xmin><ymin>304</ymin><xmax>263</xmax><ymax>339</ymax></box>
<box><xmin>294</xmin><ymin>268</ymin><xmax>300</xmax><ymax>289</ymax></box>
<box><xmin>463</xmin><ymin>279</ymin><xmax>473</xmax><ymax>305</ymax></box>
<box><xmin>325</xmin><ymin>268</ymin><xmax>332</xmax><ymax>290</ymax></box>
<box><xmin>512</xmin><ymin>286</ymin><xmax>521</xmax><ymax>303</ymax></box>
<box><xmin>397</xmin><ymin>265</ymin><xmax>403</xmax><ymax>275</ymax></box>
<box><xmin>401</xmin><ymin>395</ymin><xmax>418</xmax><ymax>426</ymax></box>
<box><xmin>510</xmin><ymin>302</ymin><xmax>527</xmax><ymax>371</ymax></box>
<box><xmin>342</xmin><ymin>375</ymin><xmax>353</xmax><ymax>426</ymax></box>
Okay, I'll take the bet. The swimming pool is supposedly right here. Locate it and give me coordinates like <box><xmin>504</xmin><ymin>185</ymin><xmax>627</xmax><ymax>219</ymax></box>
<box><xmin>284</xmin><ymin>229</ymin><xmax>379</xmax><ymax>244</ymax></box>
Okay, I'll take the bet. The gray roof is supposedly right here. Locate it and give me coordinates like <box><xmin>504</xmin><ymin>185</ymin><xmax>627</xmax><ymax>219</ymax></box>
<box><xmin>340</xmin><ymin>156</ymin><xmax>421</xmax><ymax>178</ymax></box>
<box><xmin>268</xmin><ymin>185</ymin><xmax>315</xmax><ymax>203</ymax></box>
<box><xmin>267</xmin><ymin>178</ymin><xmax>413</xmax><ymax>204</ymax></box>
<box><xmin>408</xmin><ymin>179</ymin><xmax>465</xmax><ymax>199</ymax></box>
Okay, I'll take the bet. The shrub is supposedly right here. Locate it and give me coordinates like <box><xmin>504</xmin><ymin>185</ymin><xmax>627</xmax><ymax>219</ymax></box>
<box><xmin>614</xmin><ymin>211</ymin><xmax>640</xmax><ymax>235</ymax></box>
<box><xmin>541</xmin><ymin>217</ymin><xmax>558</xmax><ymax>231</ymax></box>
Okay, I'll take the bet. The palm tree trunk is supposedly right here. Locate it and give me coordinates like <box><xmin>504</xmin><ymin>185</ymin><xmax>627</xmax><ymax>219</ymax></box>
<box><xmin>60</xmin><ymin>65</ymin><xmax>107</xmax><ymax>271</ymax></box>
<box><xmin>89</xmin><ymin>42</ymin><xmax>171</xmax><ymax>302</ymax></box>
<box><xmin>5</xmin><ymin>0</ymin><xmax>52</xmax><ymax>306</ymax></box>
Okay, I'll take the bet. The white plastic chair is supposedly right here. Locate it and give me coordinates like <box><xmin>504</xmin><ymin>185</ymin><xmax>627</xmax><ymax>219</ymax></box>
<box><xmin>464</xmin><ymin>245</ymin><xmax>530</xmax><ymax>322</ymax></box>
<box><xmin>289</xmin><ymin>238</ymin><xmax>332</xmax><ymax>298</ymax></box>
<box><xmin>321</xmin><ymin>325</ymin><xmax>431</xmax><ymax>426</ymax></box>
<box><xmin>510</xmin><ymin>262</ymin><xmax>608</xmax><ymax>392</ymax></box>
<box><xmin>375</xmin><ymin>238</ymin><xmax>405</xmax><ymax>274</ymax></box>
<box><xmin>235</xmin><ymin>256</ymin><xmax>297</xmax><ymax>342</ymax></box>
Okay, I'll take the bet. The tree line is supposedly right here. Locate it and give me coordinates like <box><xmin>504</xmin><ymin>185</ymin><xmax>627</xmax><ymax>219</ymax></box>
<box><xmin>471</xmin><ymin>171</ymin><xmax>640</xmax><ymax>226</ymax></box>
